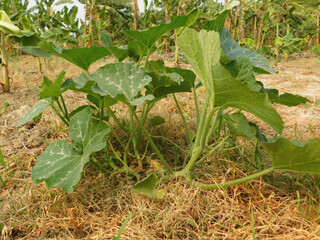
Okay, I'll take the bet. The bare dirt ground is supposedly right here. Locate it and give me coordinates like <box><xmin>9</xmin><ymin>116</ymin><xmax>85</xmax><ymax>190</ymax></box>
<box><xmin>0</xmin><ymin>54</ymin><xmax>320</xmax><ymax>239</ymax></box>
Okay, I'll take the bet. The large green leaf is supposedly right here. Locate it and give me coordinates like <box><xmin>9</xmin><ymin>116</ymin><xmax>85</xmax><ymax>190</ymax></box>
<box><xmin>203</xmin><ymin>10</ymin><xmax>229</xmax><ymax>34</ymax></box>
<box><xmin>91</xmin><ymin>63</ymin><xmax>152</xmax><ymax>103</ymax></box>
<box><xmin>223</xmin><ymin>56</ymin><xmax>262</xmax><ymax>92</ymax></box>
<box><xmin>213</xmin><ymin>65</ymin><xmax>284</xmax><ymax>133</ymax></box>
<box><xmin>18</xmin><ymin>46</ymin><xmax>53</xmax><ymax>58</ymax></box>
<box><xmin>145</xmin><ymin>60</ymin><xmax>195</xmax><ymax>97</ymax></box>
<box><xmin>177</xmin><ymin>28</ymin><xmax>221</xmax><ymax>101</ymax></box>
<box><xmin>16</xmin><ymin>98</ymin><xmax>52</xmax><ymax>127</ymax></box>
<box><xmin>108</xmin><ymin>46</ymin><xmax>129</xmax><ymax>62</ymax></box>
<box><xmin>0</xmin><ymin>10</ymin><xmax>21</xmax><ymax>35</ymax></box>
<box><xmin>32</xmin><ymin>108</ymin><xmax>110</xmax><ymax>192</ymax></box>
<box><xmin>220</xmin><ymin>28</ymin><xmax>274</xmax><ymax>74</ymax></box>
<box><xmin>38</xmin><ymin>42</ymin><xmax>111</xmax><ymax>71</ymax></box>
<box><xmin>124</xmin><ymin>14</ymin><xmax>192</xmax><ymax>52</ymax></box>
<box><xmin>263</xmin><ymin>138</ymin><xmax>320</xmax><ymax>174</ymax></box>
<box><xmin>178</xmin><ymin>28</ymin><xmax>283</xmax><ymax>133</ymax></box>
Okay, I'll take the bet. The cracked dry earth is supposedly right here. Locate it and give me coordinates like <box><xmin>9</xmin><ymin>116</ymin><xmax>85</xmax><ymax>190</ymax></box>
<box><xmin>0</xmin><ymin>54</ymin><xmax>320</xmax><ymax>161</ymax></box>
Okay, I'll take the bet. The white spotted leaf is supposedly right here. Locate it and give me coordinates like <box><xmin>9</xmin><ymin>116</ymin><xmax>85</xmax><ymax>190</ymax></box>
<box><xmin>16</xmin><ymin>98</ymin><xmax>52</xmax><ymax>127</ymax></box>
<box><xmin>91</xmin><ymin>63</ymin><xmax>152</xmax><ymax>104</ymax></box>
<box><xmin>32</xmin><ymin>108</ymin><xmax>110</xmax><ymax>192</ymax></box>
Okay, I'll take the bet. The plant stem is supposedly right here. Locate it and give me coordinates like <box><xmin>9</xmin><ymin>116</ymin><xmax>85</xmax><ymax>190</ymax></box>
<box><xmin>144</xmin><ymin>49</ymin><xmax>150</xmax><ymax>68</ymax></box>
<box><xmin>55</xmin><ymin>97</ymin><xmax>67</xmax><ymax>119</ymax></box>
<box><xmin>50</xmin><ymin>104</ymin><xmax>69</xmax><ymax>126</ymax></box>
<box><xmin>60</xmin><ymin>95</ymin><xmax>69</xmax><ymax>121</ymax></box>
<box><xmin>188</xmin><ymin>167</ymin><xmax>275</xmax><ymax>190</ymax></box>
<box><xmin>172</xmin><ymin>93</ymin><xmax>193</xmax><ymax>144</ymax></box>
<box><xmin>176</xmin><ymin>146</ymin><xmax>204</xmax><ymax>176</ymax></box>
<box><xmin>123</xmin><ymin>124</ymin><xmax>140</xmax><ymax>165</ymax></box>
<box><xmin>200</xmin><ymin>107</ymin><xmax>216</xmax><ymax>148</ymax></box>
<box><xmin>106</xmin><ymin>105</ymin><xmax>128</xmax><ymax>133</ymax></box>
<box><xmin>131</xmin><ymin>107</ymin><xmax>173</xmax><ymax>174</ymax></box>
<box><xmin>193</xmin><ymin>88</ymin><xmax>200</xmax><ymax>125</ymax></box>
<box><xmin>195</xmin><ymin>135</ymin><xmax>230</xmax><ymax>166</ymax></box>
<box><xmin>108</xmin><ymin>139</ymin><xmax>139</xmax><ymax>177</ymax></box>
<box><xmin>193</xmin><ymin>97</ymin><xmax>209</xmax><ymax>150</ymax></box>
<box><xmin>100</xmin><ymin>96</ymin><xmax>105</xmax><ymax>121</ymax></box>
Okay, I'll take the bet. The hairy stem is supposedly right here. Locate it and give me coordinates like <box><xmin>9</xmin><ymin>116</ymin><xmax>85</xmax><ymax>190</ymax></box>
<box><xmin>193</xmin><ymin>88</ymin><xmax>200</xmax><ymax>125</ymax></box>
<box><xmin>188</xmin><ymin>167</ymin><xmax>274</xmax><ymax>190</ymax></box>
<box><xmin>193</xmin><ymin>97</ymin><xmax>209</xmax><ymax>150</ymax></box>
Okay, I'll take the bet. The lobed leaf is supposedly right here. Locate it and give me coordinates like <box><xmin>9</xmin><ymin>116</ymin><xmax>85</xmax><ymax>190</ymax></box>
<box><xmin>38</xmin><ymin>41</ymin><xmax>111</xmax><ymax>71</ymax></box>
<box><xmin>263</xmin><ymin>138</ymin><xmax>320</xmax><ymax>174</ymax></box>
<box><xmin>124</xmin><ymin>15</ymin><xmax>190</xmax><ymax>50</ymax></box>
<box><xmin>177</xmin><ymin>28</ymin><xmax>221</xmax><ymax>100</ymax></box>
<box><xmin>91</xmin><ymin>63</ymin><xmax>152</xmax><ymax>103</ymax></box>
<box><xmin>223</xmin><ymin>56</ymin><xmax>262</xmax><ymax>92</ymax></box>
<box><xmin>39</xmin><ymin>71</ymin><xmax>66</xmax><ymax>99</ymax></box>
<box><xmin>220</xmin><ymin>28</ymin><xmax>274</xmax><ymax>74</ymax></box>
<box><xmin>32</xmin><ymin>108</ymin><xmax>110</xmax><ymax>192</ymax></box>
<box><xmin>213</xmin><ymin>65</ymin><xmax>284</xmax><ymax>133</ymax></box>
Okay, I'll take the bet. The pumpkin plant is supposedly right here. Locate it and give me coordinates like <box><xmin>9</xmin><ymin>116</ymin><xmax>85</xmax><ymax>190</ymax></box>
<box><xmin>17</xmin><ymin>7</ymin><xmax>320</xmax><ymax>196</ymax></box>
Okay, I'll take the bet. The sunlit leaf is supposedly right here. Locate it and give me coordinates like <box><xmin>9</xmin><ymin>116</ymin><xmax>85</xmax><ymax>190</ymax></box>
<box><xmin>0</xmin><ymin>10</ymin><xmax>21</xmax><ymax>35</ymax></box>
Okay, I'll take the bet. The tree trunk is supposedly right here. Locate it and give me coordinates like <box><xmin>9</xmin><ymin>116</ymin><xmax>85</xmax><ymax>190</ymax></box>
<box><xmin>253</xmin><ymin>14</ymin><xmax>257</xmax><ymax>41</ymax></box>
<box><xmin>84</xmin><ymin>0</ymin><xmax>88</xmax><ymax>40</ymax></box>
<box><xmin>164</xmin><ymin>4</ymin><xmax>170</xmax><ymax>52</ymax></box>
<box><xmin>89</xmin><ymin>1</ymin><xmax>93</xmax><ymax>47</ymax></box>
<box><xmin>256</xmin><ymin>9</ymin><xmax>266</xmax><ymax>49</ymax></box>
<box><xmin>174</xmin><ymin>0</ymin><xmax>183</xmax><ymax>64</ymax></box>
<box><xmin>1</xmin><ymin>33</ymin><xmax>10</xmax><ymax>93</ymax></box>
<box><xmin>224</xmin><ymin>0</ymin><xmax>230</xmax><ymax>28</ymax></box>
<box><xmin>132</xmin><ymin>0</ymin><xmax>140</xmax><ymax>30</ymax></box>
<box><xmin>37</xmin><ymin>57</ymin><xmax>42</xmax><ymax>74</ymax></box>
<box><xmin>232</xmin><ymin>4</ymin><xmax>239</xmax><ymax>39</ymax></box>
<box><xmin>317</xmin><ymin>15</ymin><xmax>319</xmax><ymax>46</ymax></box>
<box><xmin>238</xmin><ymin>0</ymin><xmax>245</xmax><ymax>42</ymax></box>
